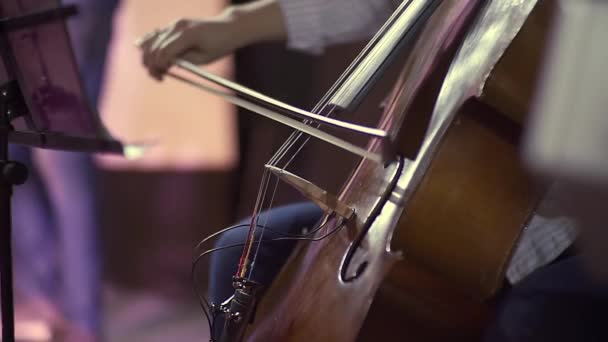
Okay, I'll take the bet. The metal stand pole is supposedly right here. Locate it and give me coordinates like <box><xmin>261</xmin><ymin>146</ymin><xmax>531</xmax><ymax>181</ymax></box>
<box><xmin>0</xmin><ymin>86</ymin><xmax>28</xmax><ymax>342</ymax></box>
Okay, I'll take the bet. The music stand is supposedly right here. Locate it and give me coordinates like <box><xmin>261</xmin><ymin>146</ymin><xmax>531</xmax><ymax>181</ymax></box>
<box><xmin>0</xmin><ymin>1</ymin><xmax>128</xmax><ymax>340</ymax></box>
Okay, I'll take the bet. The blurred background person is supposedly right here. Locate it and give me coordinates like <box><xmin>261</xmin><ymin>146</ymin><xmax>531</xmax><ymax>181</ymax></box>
<box><xmin>11</xmin><ymin>0</ymin><xmax>119</xmax><ymax>340</ymax></box>
<box><xmin>137</xmin><ymin>1</ymin><xmax>607</xmax><ymax>341</ymax></box>
<box><xmin>8</xmin><ymin>0</ymin><xmax>389</xmax><ymax>341</ymax></box>
<box><xmin>97</xmin><ymin>1</ymin><xmax>375</xmax><ymax>341</ymax></box>
<box><xmin>524</xmin><ymin>0</ymin><xmax>608</xmax><ymax>283</ymax></box>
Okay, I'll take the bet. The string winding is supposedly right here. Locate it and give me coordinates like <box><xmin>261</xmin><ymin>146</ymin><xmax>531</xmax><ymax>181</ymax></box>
<box><xmin>235</xmin><ymin>1</ymin><xmax>410</xmax><ymax>280</ymax></box>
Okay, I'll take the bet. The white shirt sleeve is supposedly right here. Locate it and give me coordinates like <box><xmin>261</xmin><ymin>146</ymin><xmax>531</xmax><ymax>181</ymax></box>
<box><xmin>524</xmin><ymin>0</ymin><xmax>608</xmax><ymax>185</ymax></box>
<box><xmin>278</xmin><ymin>0</ymin><xmax>396</xmax><ymax>54</ymax></box>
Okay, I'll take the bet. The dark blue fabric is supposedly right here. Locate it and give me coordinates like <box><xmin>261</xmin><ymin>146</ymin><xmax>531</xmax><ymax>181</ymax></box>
<box><xmin>9</xmin><ymin>0</ymin><xmax>119</xmax><ymax>334</ymax></box>
<box><xmin>68</xmin><ymin>0</ymin><xmax>121</xmax><ymax>107</ymax></box>
<box><xmin>208</xmin><ymin>202</ymin><xmax>323</xmax><ymax>339</ymax></box>
<box><xmin>485</xmin><ymin>256</ymin><xmax>608</xmax><ymax>342</ymax></box>
<box><xmin>209</xmin><ymin>203</ymin><xmax>608</xmax><ymax>341</ymax></box>
<box><xmin>208</xmin><ymin>202</ymin><xmax>323</xmax><ymax>303</ymax></box>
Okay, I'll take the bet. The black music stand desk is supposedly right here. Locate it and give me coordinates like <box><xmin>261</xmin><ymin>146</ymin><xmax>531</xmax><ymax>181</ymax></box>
<box><xmin>0</xmin><ymin>2</ymin><xmax>132</xmax><ymax>341</ymax></box>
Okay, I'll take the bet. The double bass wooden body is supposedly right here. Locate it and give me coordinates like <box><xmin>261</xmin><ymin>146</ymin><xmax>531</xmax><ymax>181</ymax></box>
<box><xmin>245</xmin><ymin>0</ymin><xmax>555</xmax><ymax>341</ymax></box>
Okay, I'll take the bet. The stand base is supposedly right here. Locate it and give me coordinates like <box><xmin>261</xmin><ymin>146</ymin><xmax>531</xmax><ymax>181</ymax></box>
<box><xmin>0</xmin><ymin>154</ymin><xmax>28</xmax><ymax>342</ymax></box>
<box><xmin>0</xmin><ymin>80</ymin><xmax>28</xmax><ymax>342</ymax></box>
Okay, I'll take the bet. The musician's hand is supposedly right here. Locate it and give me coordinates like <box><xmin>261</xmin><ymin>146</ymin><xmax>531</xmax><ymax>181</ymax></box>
<box><xmin>555</xmin><ymin>182</ymin><xmax>608</xmax><ymax>283</ymax></box>
<box><xmin>138</xmin><ymin>0</ymin><xmax>287</xmax><ymax>80</ymax></box>
<box><xmin>138</xmin><ymin>14</ymin><xmax>238</xmax><ymax>80</ymax></box>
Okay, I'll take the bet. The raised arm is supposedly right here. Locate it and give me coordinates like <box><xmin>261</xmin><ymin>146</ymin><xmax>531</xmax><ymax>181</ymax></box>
<box><xmin>139</xmin><ymin>0</ymin><xmax>396</xmax><ymax>78</ymax></box>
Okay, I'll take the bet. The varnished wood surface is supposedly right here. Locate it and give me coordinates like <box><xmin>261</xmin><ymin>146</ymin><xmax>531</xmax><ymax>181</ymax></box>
<box><xmin>392</xmin><ymin>100</ymin><xmax>539</xmax><ymax>299</ymax></box>
<box><xmin>245</xmin><ymin>2</ymin><xmax>485</xmax><ymax>341</ymax></box>
<box><xmin>242</xmin><ymin>0</ymin><xmax>552</xmax><ymax>341</ymax></box>
<box><xmin>482</xmin><ymin>0</ymin><xmax>557</xmax><ymax>122</ymax></box>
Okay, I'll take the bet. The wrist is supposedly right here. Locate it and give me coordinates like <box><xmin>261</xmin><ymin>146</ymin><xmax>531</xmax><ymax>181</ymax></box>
<box><xmin>227</xmin><ymin>0</ymin><xmax>287</xmax><ymax>47</ymax></box>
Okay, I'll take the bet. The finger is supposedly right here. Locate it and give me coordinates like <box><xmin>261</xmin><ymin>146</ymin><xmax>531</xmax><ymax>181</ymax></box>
<box><xmin>141</xmin><ymin>28</ymin><xmax>170</xmax><ymax>72</ymax></box>
<box><xmin>135</xmin><ymin>29</ymin><xmax>160</xmax><ymax>48</ymax></box>
<box><xmin>181</xmin><ymin>50</ymin><xmax>212</xmax><ymax>65</ymax></box>
<box><xmin>142</xmin><ymin>34</ymin><xmax>164</xmax><ymax>71</ymax></box>
<box><xmin>150</xmin><ymin>28</ymin><xmax>173</xmax><ymax>54</ymax></box>
<box><xmin>144</xmin><ymin>28</ymin><xmax>176</xmax><ymax>72</ymax></box>
<box><xmin>171</xmin><ymin>18</ymin><xmax>190</xmax><ymax>30</ymax></box>
<box><xmin>147</xmin><ymin>25</ymin><xmax>182</xmax><ymax>70</ymax></box>
<box><xmin>149</xmin><ymin>18</ymin><xmax>187</xmax><ymax>51</ymax></box>
<box><xmin>148</xmin><ymin>68</ymin><xmax>163</xmax><ymax>82</ymax></box>
<box><xmin>141</xmin><ymin>19</ymin><xmax>191</xmax><ymax>76</ymax></box>
<box><xmin>154</xmin><ymin>30</ymin><xmax>194</xmax><ymax>71</ymax></box>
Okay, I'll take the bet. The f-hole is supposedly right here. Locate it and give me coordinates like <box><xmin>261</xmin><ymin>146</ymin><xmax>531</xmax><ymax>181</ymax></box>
<box><xmin>340</xmin><ymin>156</ymin><xmax>404</xmax><ymax>282</ymax></box>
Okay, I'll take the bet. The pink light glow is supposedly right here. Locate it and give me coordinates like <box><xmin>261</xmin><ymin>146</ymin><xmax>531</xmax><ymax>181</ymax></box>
<box><xmin>97</xmin><ymin>0</ymin><xmax>237</xmax><ymax>171</ymax></box>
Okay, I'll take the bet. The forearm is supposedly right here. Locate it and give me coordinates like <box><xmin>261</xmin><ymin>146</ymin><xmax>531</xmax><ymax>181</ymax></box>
<box><xmin>229</xmin><ymin>0</ymin><xmax>396</xmax><ymax>55</ymax></box>
<box><xmin>228</xmin><ymin>0</ymin><xmax>288</xmax><ymax>47</ymax></box>
<box><xmin>138</xmin><ymin>0</ymin><xmax>395</xmax><ymax>75</ymax></box>
<box><xmin>279</xmin><ymin>0</ymin><xmax>396</xmax><ymax>54</ymax></box>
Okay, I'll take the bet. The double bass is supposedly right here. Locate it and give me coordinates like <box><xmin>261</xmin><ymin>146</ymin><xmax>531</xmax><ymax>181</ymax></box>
<box><xmin>179</xmin><ymin>0</ymin><xmax>557</xmax><ymax>340</ymax></box>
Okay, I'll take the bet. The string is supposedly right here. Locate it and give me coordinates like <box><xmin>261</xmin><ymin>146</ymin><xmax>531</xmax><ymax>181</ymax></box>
<box><xmin>194</xmin><ymin>219</ymin><xmax>344</xmax><ymax>302</ymax></box>
<box><xmin>260</xmin><ymin>0</ymin><xmax>408</xmax><ymax>170</ymax></box>
<box><xmin>264</xmin><ymin>0</ymin><xmax>408</xmax><ymax>166</ymax></box>
<box><xmin>194</xmin><ymin>215</ymin><xmax>340</xmax><ymax>257</ymax></box>
<box><xmin>259</xmin><ymin>0</ymin><xmax>407</xmax><ymax>168</ymax></box>
<box><xmin>195</xmin><ymin>220</ymin><xmax>344</xmax><ymax>267</ymax></box>
<box><xmin>240</xmin><ymin>28</ymin><xmax>392</xmax><ymax>280</ymax></box>
<box><xmin>236</xmin><ymin>169</ymin><xmax>272</xmax><ymax>278</ymax></box>
<box><xmin>192</xmin><ymin>217</ymin><xmax>342</xmax><ymax>339</ymax></box>
<box><xmin>176</xmin><ymin>61</ymin><xmax>387</xmax><ymax>139</ymax></box>
<box><xmin>234</xmin><ymin>0</ymin><xmax>414</xmax><ymax>281</ymax></box>
<box><xmin>248</xmin><ymin>174</ymin><xmax>281</xmax><ymax>279</ymax></box>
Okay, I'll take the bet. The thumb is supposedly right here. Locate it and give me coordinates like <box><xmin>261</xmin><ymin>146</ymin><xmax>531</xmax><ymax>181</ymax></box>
<box><xmin>180</xmin><ymin>49</ymin><xmax>219</xmax><ymax>65</ymax></box>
